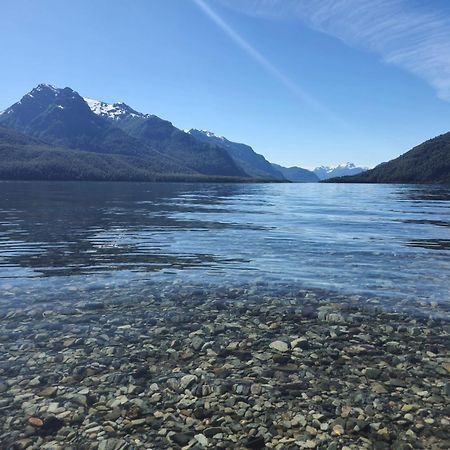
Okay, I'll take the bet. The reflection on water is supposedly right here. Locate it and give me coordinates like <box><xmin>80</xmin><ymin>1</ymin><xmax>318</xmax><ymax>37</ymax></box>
<box><xmin>406</xmin><ymin>239</ymin><xmax>450</xmax><ymax>250</ymax></box>
<box><xmin>0</xmin><ymin>181</ymin><xmax>449</xmax><ymax>311</ymax></box>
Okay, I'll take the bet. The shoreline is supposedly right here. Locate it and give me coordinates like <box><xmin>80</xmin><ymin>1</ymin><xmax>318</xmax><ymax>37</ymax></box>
<box><xmin>0</xmin><ymin>287</ymin><xmax>449</xmax><ymax>449</ymax></box>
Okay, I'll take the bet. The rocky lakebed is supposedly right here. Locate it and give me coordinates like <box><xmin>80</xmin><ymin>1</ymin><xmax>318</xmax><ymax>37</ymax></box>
<box><xmin>0</xmin><ymin>283</ymin><xmax>449</xmax><ymax>449</ymax></box>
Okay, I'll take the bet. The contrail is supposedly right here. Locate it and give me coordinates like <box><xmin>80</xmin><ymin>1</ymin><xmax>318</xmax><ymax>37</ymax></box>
<box><xmin>192</xmin><ymin>0</ymin><xmax>349</xmax><ymax>128</ymax></box>
<box><xmin>218</xmin><ymin>0</ymin><xmax>450</xmax><ymax>102</ymax></box>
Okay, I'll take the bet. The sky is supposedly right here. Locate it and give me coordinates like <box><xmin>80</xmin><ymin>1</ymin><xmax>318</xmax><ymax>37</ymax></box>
<box><xmin>1</xmin><ymin>0</ymin><xmax>450</xmax><ymax>168</ymax></box>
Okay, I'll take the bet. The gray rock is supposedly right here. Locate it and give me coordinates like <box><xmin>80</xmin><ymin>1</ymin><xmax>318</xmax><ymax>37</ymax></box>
<box><xmin>180</xmin><ymin>374</ymin><xmax>198</xmax><ymax>390</ymax></box>
<box><xmin>191</xmin><ymin>336</ymin><xmax>204</xmax><ymax>351</ymax></box>
<box><xmin>204</xmin><ymin>427</ymin><xmax>223</xmax><ymax>438</ymax></box>
<box><xmin>171</xmin><ymin>432</ymin><xmax>194</xmax><ymax>446</ymax></box>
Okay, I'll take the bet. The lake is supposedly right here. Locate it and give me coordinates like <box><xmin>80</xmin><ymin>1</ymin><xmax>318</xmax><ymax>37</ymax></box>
<box><xmin>1</xmin><ymin>181</ymin><xmax>449</xmax><ymax>317</ymax></box>
<box><xmin>1</xmin><ymin>181</ymin><xmax>450</xmax><ymax>449</ymax></box>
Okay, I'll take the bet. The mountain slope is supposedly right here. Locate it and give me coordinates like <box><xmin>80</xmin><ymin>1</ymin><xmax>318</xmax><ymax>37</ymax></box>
<box><xmin>314</xmin><ymin>163</ymin><xmax>368</xmax><ymax>180</ymax></box>
<box><xmin>84</xmin><ymin>100</ymin><xmax>247</xmax><ymax>177</ymax></box>
<box><xmin>327</xmin><ymin>133</ymin><xmax>450</xmax><ymax>184</ymax></box>
<box><xmin>0</xmin><ymin>126</ymin><xmax>254</xmax><ymax>181</ymax></box>
<box><xmin>0</xmin><ymin>126</ymin><xmax>195</xmax><ymax>181</ymax></box>
<box><xmin>187</xmin><ymin>129</ymin><xmax>285</xmax><ymax>180</ymax></box>
<box><xmin>270</xmin><ymin>163</ymin><xmax>318</xmax><ymax>182</ymax></box>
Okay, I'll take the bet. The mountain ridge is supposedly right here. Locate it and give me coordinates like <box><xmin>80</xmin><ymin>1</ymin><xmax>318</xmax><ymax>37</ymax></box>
<box><xmin>0</xmin><ymin>84</ymin><xmax>248</xmax><ymax>179</ymax></box>
<box><xmin>313</xmin><ymin>163</ymin><xmax>368</xmax><ymax>180</ymax></box>
<box><xmin>186</xmin><ymin>129</ymin><xmax>286</xmax><ymax>180</ymax></box>
<box><xmin>83</xmin><ymin>97</ymin><xmax>248</xmax><ymax>177</ymax></box>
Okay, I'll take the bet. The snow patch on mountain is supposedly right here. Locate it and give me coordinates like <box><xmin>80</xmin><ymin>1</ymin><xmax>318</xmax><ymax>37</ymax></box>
<box><xmin>313</xmin><ymin>162</ymin><xmax>369</xmax><ymax>180</ymax></box>
<box><xmin>84</xmin><ymin>97</ymin><xmax>146</xmax><ymax>120</ymax></box>
<box><xmin>185</xmin><ymin>129</ymin><xmax>226</xmax><ymax>141</ymax></box>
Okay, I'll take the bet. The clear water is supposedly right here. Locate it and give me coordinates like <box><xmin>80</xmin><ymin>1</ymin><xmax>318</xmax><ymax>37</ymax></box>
<box><xmin>1</xmin><ymin>181</ymin><xmax>449</xmax><ymax>313</ymax></box>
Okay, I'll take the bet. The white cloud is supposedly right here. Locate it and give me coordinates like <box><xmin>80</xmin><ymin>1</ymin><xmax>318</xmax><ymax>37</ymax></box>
<box><xmin>217</xmin><ymin>0</ymin><xmax>450</xmax><ymax>101</ymax></box>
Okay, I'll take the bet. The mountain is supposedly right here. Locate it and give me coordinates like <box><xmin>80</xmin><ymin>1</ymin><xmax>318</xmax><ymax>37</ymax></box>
<box><xmin>84</xmin><ymin>100</ymin><xmax>247</xmax><ymax>177</ymax></box>
<box><xmin>0</xmin><ymin>84</ymin><xmax>156</xmax><ymax>158</ymax></box>
<box><xmin>314</xmin><ymin>163</ymin><xmax>368</xmax><ymax>180</ymax></box>
<box><xmin>186</xmin><ymin>129</ymin><xmax>285</xmax><ymax>180</ymax></box>
<box><xmin>0</xmin><ymin>84</ymin><xmax>247</xmax><ymax>178</ymax></box>
<box><xmin>270</xmin><ymin>163</ymin><xmax>319</xmax><ymax>182</ymax></box>
<box><xmin>327</xmin><ymin>133</ymin><xmax>450</xmax><ymax>184</ymax></box>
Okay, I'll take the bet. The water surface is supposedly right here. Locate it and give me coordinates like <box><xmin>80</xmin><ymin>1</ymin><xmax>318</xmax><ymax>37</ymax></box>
<box><xmin>1</xmin><ymin>181</ymin><xmax>449</xmax><ymax>314</ymax></box>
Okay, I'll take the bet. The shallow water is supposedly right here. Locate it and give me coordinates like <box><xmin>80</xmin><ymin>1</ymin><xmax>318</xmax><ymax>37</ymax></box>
<box><xmin>1</xmin><ymin>181</ymin><xmax>449</xmax><ymax>314</ymax></box>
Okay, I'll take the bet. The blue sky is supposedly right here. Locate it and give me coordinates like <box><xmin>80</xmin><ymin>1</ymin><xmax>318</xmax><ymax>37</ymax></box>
<box><xmin>1</xmin><ymin>0</ymin><xmax>450</xmax><ymax>168</ymax></box>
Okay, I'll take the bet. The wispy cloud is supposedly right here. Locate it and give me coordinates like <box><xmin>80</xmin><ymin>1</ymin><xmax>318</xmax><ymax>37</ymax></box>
<box><xmin>192</xmin><ymin>0</ymin><xmax>350</xmax><ymax>128</ymax></box>
<box><xmin>217</xmin><ymin>0</ymin><xmax>450</xmax><ymax>101</ymax></box>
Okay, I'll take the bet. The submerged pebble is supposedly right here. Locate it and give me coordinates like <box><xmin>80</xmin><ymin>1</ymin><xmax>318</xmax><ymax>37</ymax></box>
<box><xmin>0</xmin><ymin>284</ymin><xmax>448</xmax><ymax>449</ymax></box>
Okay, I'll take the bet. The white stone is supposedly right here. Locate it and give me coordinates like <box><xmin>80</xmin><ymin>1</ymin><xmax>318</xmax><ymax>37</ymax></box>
<box><xmin>194</xmin><ymin>434</ymin><xmax>209</xmax><ymax>447</ymax></box>
<box><xmin>269</xmin><ymin>340</ymin><xmax>289</xmax><ymax>352</ymax></box>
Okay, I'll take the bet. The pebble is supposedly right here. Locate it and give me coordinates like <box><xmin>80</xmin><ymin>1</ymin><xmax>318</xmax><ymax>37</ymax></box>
<box><xmin>269</xmin><ymin>340</ymin><xmax>290</xmax><ymax>352</ymax></box>
<box><xmin>195</xmin><ymin>433</ymin><xmax>209</xmax><ymax>447</ymax></box>
<box><xmin>0</xmin><ymin>285</ymin><xmax>448</xmax><ymax>449</ymax></box>
<box><xmin>180</xmin><ymin>374</ymin><xmax>197</xmax><ymax>390</ymax></box>
<box><xmin>28</xmin><ymin>417</ymin><xmax>43</xmax><ymax>428</ymax></box>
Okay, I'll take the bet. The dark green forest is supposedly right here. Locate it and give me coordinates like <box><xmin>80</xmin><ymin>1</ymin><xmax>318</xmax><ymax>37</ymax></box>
<box><xmin>0</xmin><ymin>127</ymin><xmax>255</xmax><ymax>182</ymax></box>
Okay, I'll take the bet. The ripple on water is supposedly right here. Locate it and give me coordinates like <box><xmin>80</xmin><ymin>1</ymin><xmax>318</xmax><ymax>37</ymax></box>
<box><xmin>0</xmin><ymin>181</ymin><xmax>449</xmax><ymax>317</ymax></box>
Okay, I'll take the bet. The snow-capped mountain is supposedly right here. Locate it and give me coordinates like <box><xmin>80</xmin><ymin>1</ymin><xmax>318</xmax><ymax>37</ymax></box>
<box><xmin>2</xmin><ymin>84</ymin><xmax>71</xmax><ymax>117</ymax></box>
<box><xmin>84</xmin><ymin>98</ymin><xmax>147</xmax><ymax>120</ymax></box>
<box><xmin>313</xmin><ymin>163</ymin><xmax>368</xmax><ymax>180</ymax></box>
<box><xmin>0</xmin><ymin>83</ymin><xmax>247</xmax><ymax>179</ymax></box>
<box><xmin>0</xmin><ymin>84</ymin><xmax>168</xmax><ymax>159</ymax></box>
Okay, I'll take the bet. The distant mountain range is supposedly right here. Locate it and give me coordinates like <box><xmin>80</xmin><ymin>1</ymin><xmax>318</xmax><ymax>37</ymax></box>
<box><xmin>313</xmin><ymin>163</ymin><xmax>368</xmax><ymax>180</ymax></box>
<box><xmin>0</xmin><ymin>83</ymin><xmax>377</xmax><ymax>183</ymax></box>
